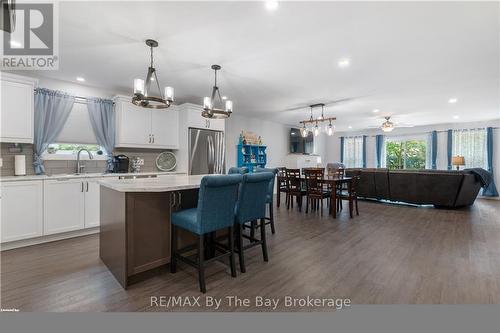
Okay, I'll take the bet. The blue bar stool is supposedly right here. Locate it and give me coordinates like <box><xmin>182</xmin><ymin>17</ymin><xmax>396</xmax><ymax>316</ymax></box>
<box><xmin>171</xmin><ymin>174</ymin><xmax>242</xmax><ymax>293</ymax></box>
<box><xmin>255</xmin><ymin>167</ymin><xmax>278</xmax><ymax>235</ymax></box>
<box><xmin>228</xmin><ymin>167</ymin><xmax>249</xmax><ymax>174</ymax></box>
<box><xmin>234</xmin><ymin>172</ymin><xmax>274</xmax><ymax>273</ymax></box>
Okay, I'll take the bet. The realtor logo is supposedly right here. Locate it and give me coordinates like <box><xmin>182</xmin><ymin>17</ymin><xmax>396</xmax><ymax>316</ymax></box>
<box><xmin>1</xmin><ymin>1</ymin><xmax>59</xmax><ymax>69</ymax></box>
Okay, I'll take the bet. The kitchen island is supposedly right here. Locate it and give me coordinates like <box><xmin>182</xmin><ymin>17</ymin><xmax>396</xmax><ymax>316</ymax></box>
<box><xmin>99</xmin><ymin>175</ymin><xmax>206</xmax><ymax>288</ymax></box>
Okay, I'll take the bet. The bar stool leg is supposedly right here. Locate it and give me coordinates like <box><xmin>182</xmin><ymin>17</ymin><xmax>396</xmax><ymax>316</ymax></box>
<box><xmin>198</xmin><ymin>235</ymin><xmax>206</xmax><ymax>293</ymax></box>
<box><xmin>170</xmin><ymin>224</ymin><xmax>177</xmax><ymax>273</ymax></box>
<box><xmin>260</xmin><ymin>218</ymin><xmax>269</xmax><ymax>262</ymax></box>
<box><xmin>237</xmin><ymin>224</ymin><xmax>246</xmax><ymax>273</ymax></box>
<box><xmin>269</xmin><ymin>203</ymin><xmax>276</xmax><ymax>234</ymax></box>
<box><xmin>228</xmin><ymin>226</ymin><xmax>237</xmax><ymax>277</ymax></box>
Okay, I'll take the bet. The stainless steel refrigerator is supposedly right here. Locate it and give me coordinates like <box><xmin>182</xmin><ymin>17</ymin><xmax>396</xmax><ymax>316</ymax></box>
<box><xmin>189</xmin><ymin>128</ymin><xmax>225</xmax><ymax>175</ymax></box>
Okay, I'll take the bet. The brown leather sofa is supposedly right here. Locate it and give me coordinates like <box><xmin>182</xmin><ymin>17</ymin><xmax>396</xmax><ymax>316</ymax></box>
<box><xmin>345</xmin><ymin>168</ymin><xmax>482</xmax><ymax>208</ymax></box>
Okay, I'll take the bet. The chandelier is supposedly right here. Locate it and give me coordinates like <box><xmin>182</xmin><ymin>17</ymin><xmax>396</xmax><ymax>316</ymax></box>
<box><xmin>300</xmin><ymin>103</ymin><xmax>336</xmax><ymax>137</ymax></box>
<box><xmin>132</xmin><ymin>39</ymin><xmax>174</xmax><ymax>109</ymax></box>
<box><xmin>202</xmin><ymin>65</ymin><xmax>233</xmax><ymax>119</ymax></box>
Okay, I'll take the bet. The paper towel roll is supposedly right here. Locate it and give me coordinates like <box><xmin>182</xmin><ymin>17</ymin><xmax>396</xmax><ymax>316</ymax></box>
<box><xmin>14</xmin><ymin>155</ymin><xmax>26</xmax><ymax>176</ymax></box>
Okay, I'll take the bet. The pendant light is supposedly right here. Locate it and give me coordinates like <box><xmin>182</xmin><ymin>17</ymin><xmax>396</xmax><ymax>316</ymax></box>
<box><xmin>132</xmin><ymin>39</ymin><xmax>174</xmax><ymax>109</ymax></box>
<box><xmin>202</xmin><ymin>65</ymin><xmax>233</xmax><ymax>119</ymax></box>
<box><xmin>299</xmin><ymin>103</ymin><xmax>337</xmax><ymax>137</ymax></box>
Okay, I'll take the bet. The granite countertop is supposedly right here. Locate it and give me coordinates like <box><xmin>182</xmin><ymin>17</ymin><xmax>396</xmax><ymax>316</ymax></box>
<box><xmin>99</xmin><ymin>174</ymin><xmax>207</xmax><ymax>192</ymax></box>
<box><xmin>0</xmin><ymin>171</ymin><xmax>187</xmax><ymax>182</ymax></box>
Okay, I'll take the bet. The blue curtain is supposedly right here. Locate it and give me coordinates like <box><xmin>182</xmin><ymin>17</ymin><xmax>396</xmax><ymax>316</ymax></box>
<box><xmin>483</xmin><ymin>127</ymin><xmax>499</xmax><ymax>197</ymax></box>
<box><xmin>447</xmin><ymin>129</ymin><xmax>453</xmax><ymax>170</ymax></box>
<box><xmin>431</xmin><ymin>130</ymin><xmax>438</xmax><ymax>169</ymax></box>
<box><xmin>362</xmin><ymin>135</ymin><xmax>367</xmax><ymax>168</ymax></box>
<box><xmin>340</xmin><ymin>137</ymin><xmax>345</xmax><ymax>163</ymax></box>
<box><xmin>375</xmin><ymin>135</ymin><xmax>384</xmax><ymax>168</ymax></box>
<box><xmin>87</xmin><ymin>98</ymin><xmax>116</xmax><ymax>172</ymax></box>
<box><xmin>33</xmin><ymin>88</ymin><xmax>75</xmax><ymax>174</ymax></box>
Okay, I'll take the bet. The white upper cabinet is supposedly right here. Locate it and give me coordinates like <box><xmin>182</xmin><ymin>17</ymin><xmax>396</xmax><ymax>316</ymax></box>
<box><xmin>114</xmin><ymin>95</ymin><xmax>179</xmax><ymax>149</ymax></box>
<box><xmin>1</xmin><ymin>180</ymin><xmax>43</xmax><ymax>243</ymax></box>
<box><xmin>0</xmin><ymin>73</ymin><xmax>38</xmax><ymax>143</ymax></box>
<box><xmin>182</xmin><ymin>103</ymin><xmax>225</xmax><ymax>132</ymax></box>
<box><xmin>151</xmin><ymin>107</ymin><xmax>179</xmax><ymax>148</ymax></box>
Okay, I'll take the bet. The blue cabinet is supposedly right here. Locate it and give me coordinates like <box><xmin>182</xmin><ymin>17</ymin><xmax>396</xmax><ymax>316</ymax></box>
<box><xmin>237</xmin><ymin>144</ymin><xmax>267</xmax><ymax>172</ymax></box>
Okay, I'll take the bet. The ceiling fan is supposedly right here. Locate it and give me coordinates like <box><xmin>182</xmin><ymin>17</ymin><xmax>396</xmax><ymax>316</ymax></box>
<box><xmin>368</xmin><ymin>116</ymin><xmax>414</xmax><ymax>132</ymax></box>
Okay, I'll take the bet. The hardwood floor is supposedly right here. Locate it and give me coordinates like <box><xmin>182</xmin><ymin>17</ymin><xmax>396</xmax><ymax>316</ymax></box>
<box><xmin>2</xmin><ymin>198</ymin><xmax>500</xmax><ymax>311</ymax></box>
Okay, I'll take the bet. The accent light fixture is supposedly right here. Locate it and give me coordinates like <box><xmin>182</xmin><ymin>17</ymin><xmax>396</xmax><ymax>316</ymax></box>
<box><xmin>299</xmin><ymin>103</ymin><xmax>336</xmax><ymax>137</ymax></box>
<box><xmin>202</xmin><ymin>65</ymin><xmax>233</xmax><ymax>119</ymax></box>
<box><xmin>132</xmin><ymin>39</ymin><xmax>174</xmax><ymax>109</ymax></box>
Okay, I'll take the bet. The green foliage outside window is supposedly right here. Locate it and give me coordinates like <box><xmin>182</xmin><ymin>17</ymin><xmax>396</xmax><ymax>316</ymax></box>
<box><xmin>47</xmin><ymin>143</ymin><xmax>103</xmax><ymax>155</ymax></box>
<box><xmin>386</xmin><ymin>140</ymin><xmax>426</xmax><ymax>170</ymax></box>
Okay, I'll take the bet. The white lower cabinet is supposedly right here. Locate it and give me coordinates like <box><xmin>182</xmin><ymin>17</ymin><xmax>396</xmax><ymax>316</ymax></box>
<box><xmin>84</xmin><ymin>179</ymin><xmax>101</xmax><ymax>228</ymax></box>
<box><xmin>1</xmin><ymin>181</ymin><xmax>43</xmax><ymax>242</ymax></box>
<box><xmin>43</xmin><ymin>179</ymin><xmax>85</xmax><ymax>235</ymax></box>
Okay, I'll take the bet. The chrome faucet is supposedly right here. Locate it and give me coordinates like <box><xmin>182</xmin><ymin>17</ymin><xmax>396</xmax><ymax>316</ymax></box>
<box><xmin>76</xmin><ymin>148</ymin><xmax>94</xmax><ymax>174</ymax></box>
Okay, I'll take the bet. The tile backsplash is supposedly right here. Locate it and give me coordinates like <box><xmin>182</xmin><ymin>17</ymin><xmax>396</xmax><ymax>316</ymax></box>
<box><xmin>0</xmin><ymin>143</ymin><xmax>175</xmax><ymax>176</ymax></box>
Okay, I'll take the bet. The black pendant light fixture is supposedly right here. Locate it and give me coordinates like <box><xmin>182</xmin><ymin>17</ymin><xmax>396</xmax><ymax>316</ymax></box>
<box><xmin>202</xmin><ymin>65</ymin><xmax>233</xmax><ymax>119</ymax></box>
<box><xmin>132</xmin><ymin>39</ymin><xmax>174</xmax><ymax>109</ymax></box>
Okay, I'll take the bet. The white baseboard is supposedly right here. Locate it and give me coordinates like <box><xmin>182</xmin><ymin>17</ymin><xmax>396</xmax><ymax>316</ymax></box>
<box><xmin>0</xmin><ymin>227</ymin><xmax>100</xmax><ymax>251</ymax></box>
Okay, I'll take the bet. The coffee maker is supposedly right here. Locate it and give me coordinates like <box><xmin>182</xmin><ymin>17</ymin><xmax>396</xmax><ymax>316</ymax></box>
<box><xmin>112</xmin><ymin>154</ymin><xmax>129</xmax><ymax>173</ymax></box>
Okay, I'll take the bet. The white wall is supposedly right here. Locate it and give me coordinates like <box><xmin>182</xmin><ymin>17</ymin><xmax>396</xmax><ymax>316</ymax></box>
<box><xmin>325</xmin><ymin>119</ymin><xmax>500</xmax><ymax>190</ymax></box>
<box><xmin>225</xmin><ymin>114</ymin><xmax>290</xmax><ymax>169</ymax></box>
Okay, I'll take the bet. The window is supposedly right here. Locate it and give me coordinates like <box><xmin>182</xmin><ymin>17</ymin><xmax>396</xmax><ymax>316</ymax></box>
<box><xmin>343</xmin><ymin>136</ymin><xmax>363</xmax><ymax>168</ymax></box>
<box><xmin>44</xmin><ymin>143</ymin><xmax>106</xmax><ymax>160</ymax></box>
<box><xmin>386</xmin><ymin>138</ymin><xmax>427</xmax><ymax>170</ymax></box>
<box><xmin>42</xmin><ymin>103</ymin><xmax>107</xmax><ymax>160</ymax></box>
<box><xmin>452</xmin><ymin>129</ymin><xmax>487</xmax><ymax>168</ymax></box>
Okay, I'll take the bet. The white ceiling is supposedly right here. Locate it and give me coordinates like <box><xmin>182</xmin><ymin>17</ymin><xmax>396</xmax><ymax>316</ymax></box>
<box><xmin>18</xmin><ymin>1</ymin><xmax>500</xmax><ymax>131</ymax></box>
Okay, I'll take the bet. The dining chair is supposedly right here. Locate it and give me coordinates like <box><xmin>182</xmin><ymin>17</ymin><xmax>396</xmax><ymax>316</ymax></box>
<box><xmin>285</xmin><ymin>168</ymin><xmax>306</xmax><ymax>211</ymax></box>
<box><xmin>234</xmin><ymin>172</ymin><xmax>274</xmax><ymax>273</ymax></box>
<box><xmin>255</xmin><ymin>167</ymin><xmax>278</xmax><ymax>234</ymax></box>
<box><xmin>228</xmin><ymin>167</ymin><xmax>249</xmax><ymax>174</ymax></box>
<box><xmin>304</xmin><ymin>168</ymin><xmax>330</xmax><ymax>215</ymax></box>
<box><xmin>337</xmin><ymin>170</ymin><xmax>361</xmax><ymax>218</ymax></box>
<box><xmin>276</xmin><ymin>167</ymin><xmax>288</xmax><ymax>208</ymax></box>
<box><xmin>170</xmin><ymin>174</ymin><xmax>242</xmax><ymax>293</ymax></box>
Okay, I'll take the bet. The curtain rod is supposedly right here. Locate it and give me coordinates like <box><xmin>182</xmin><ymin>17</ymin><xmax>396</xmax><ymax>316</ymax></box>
<box><xmin>34</xmin><ymin>89</ymin><xmax>115</xmax><ymax>104</ymax></box>
<box><xmin>340</xmin><ymin>127</ymin><xmax>499</xmax><ymax>138</ymax></box>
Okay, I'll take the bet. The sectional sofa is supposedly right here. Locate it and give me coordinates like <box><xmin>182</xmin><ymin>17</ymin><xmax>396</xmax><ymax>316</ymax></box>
<box><xmin>345</xmin><ymin>168</ymin><xmax>482</xmax><ymax>208</ymax></box>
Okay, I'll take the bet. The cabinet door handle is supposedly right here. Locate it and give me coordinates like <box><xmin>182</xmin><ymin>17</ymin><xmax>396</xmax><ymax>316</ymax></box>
<box><xmin>148</xmin><ymin>134</ymin><xmax>152</xmax><ymax>143</ymax></box>
<box><xmin>152</xmin><ymin>134</ymin><xmax>155</xmax><ymax>144</ymax></box>
<box><xmin>81</xmin><ymin>182</ymin><xmax>84</xmax><ymax>192</ymax></box>
<box><xmin>86</xmin><ymin>181</ymin><xmax>89</xmax><ymax>192</ymax></box>
<box><xmin>178</xmin><ymin>192</ymin><xmax>182</xmax><ymax>207</ymax></box>
<box><xmin>171</xmin><ymin>192</ymin><xmax>176</xmax><ymax>207</ymax></box>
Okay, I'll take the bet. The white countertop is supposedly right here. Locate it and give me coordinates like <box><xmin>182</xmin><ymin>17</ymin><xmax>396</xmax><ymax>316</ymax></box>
<box><xmin>99</xmin><ymin>174</ymin><xmax>208</xmax><ymax>192</ymax></box>
<box><xmin>0</xmin><ymin>171</ymin><xmax>186</xmax><ymax>182</ymax></box>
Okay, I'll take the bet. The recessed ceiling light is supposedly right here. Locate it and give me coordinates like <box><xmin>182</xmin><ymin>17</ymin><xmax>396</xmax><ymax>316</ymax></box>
<box><xmin>373</xmin><ymin>109</ymin><xmax>380</xmax><ymax>113</ymax></box>
<box><xmin>10</xmin><ymin>40</ymin><xmax>21</xmax><ymax>48</ymax></box>
<box><xmin>265</xmin><ymin>1</ymin><xmax>279</xmax><ymax>11</ymax></box>
<box><xmin>453</xmin><ymin>115</ymin><xmax>460</xmax><ymax>120</ymax></box>
<box><xmin>76</xmin><ymin>77</ymin><xmax>85</xmax><ymax>82</ymax></box>
<box><xmin>448</xmin><ymin>98</ymin><xmax>458</xmax><ymax>104</ymax></box>
<box><xmin>338</xmin><ymin>58</ymin><xmax>350</xmax><ymax>68</ymax></box>
<box><xmin>348</xmin><ymin>125</ymin><xmax>353</xmax><ymax>129</ymax></box>
<box><xmin>222</xmin><ymin>96</ymin><xmax>227</xmax><ymax>100</ymax></box>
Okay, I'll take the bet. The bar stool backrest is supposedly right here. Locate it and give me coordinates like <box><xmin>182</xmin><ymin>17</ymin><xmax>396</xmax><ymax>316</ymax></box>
<box><xmin>255</xmin><ymin>167</ymin><xmax>278</xmax><ymax>203</ymax></box>
<box><xmin>235</xmin><ymin>172</ymin><xmax>274</xmax><ymax>224</ymax></box>
<box><xmin>228</xmin><ymin>167</ymin><xmax>249</xmax><ymax>174</ymax></box>
<box><xmin>197</xmin><ymin>174</ymin><xmax>243</xmax><ymax>234</ymax></box>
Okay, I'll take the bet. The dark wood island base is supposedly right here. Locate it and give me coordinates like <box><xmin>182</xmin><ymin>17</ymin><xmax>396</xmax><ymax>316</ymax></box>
<box><xmin>99</xmin><ymin>183</ymin><xmax>199</xmax><ymax>289</ymax></box>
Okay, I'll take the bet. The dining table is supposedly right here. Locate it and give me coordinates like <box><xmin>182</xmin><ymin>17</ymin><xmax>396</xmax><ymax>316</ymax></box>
<box><xmin>276</xmin><ymin>174</ymin><xmax>354</xmax><ymax>219</ymax></box>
